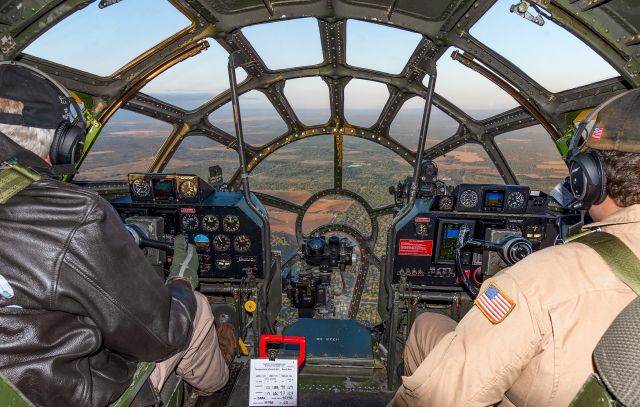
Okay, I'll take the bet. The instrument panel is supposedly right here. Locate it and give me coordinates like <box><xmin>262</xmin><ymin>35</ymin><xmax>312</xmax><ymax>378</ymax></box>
<box><xmin>389</xmin><ymin>185</ymin><xmax>567</xmax><ymax>287</ymax></box>
<box><xmin>112</xmin><ymin>173</ymin><xmax>268</xmax><ymax>279</ymax></box>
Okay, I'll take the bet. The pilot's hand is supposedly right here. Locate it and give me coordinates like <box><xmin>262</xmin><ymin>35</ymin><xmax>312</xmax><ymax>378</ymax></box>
<box><xmin>166</xmin><ymin>235</ymin><xmax>199</xmax><ymax>290</ymax></box>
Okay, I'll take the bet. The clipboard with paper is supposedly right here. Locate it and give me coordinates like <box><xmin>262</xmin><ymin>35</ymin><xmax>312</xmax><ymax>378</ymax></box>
<box><xmin>249</xmin><ymin>334</ymin><xmax>306</xmax><ymax>407</ymax></box>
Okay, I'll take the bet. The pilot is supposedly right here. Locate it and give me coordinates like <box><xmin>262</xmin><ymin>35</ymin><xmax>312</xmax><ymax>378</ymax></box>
<box><xmin>0</xmin><ymin>63</ymin><xmax>233</xmax><ymax>406</ymax></box>
<box><xmin>391</xmin><ymin>89</ymin><xmax>640</xmax><ymax>406</ymax></box>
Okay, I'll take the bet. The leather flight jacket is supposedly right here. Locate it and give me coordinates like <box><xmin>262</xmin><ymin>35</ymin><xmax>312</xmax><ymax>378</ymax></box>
<box><xmin>0</xmin><ymin>133</ymin><xmax>197</xmax><ymax>406</ymax></box>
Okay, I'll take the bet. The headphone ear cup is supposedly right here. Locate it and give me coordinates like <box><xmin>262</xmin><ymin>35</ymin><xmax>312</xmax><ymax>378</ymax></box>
<box><xmin>49</xmin><ymin>121</ymin><xmax>85</xmax><ymax>165</ymax></box>
<box><xmin>569</xmin><ymin>150</ymin><xmax>606</xmax><ymax>208</ymax></box>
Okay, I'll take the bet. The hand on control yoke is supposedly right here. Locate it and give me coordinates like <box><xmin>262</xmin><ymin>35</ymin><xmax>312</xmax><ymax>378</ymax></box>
<box><xmin>166</xmin><ymin>235</ymin><xmax>199</xmax><ymax>290</ymax></box>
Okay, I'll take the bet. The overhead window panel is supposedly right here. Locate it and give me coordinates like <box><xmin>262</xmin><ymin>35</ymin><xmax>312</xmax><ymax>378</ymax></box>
<box><xmin>496</xmin><ymin>125</ymin><xmax>567</xmax><ymax>192</ymax></box>
<box><xmin>23</xmin><ymin>0</ymin><xmax>191</xmax><ymax>76</ymax></box>
<box><xmin>284</xmin><ymin>77</ymin><xmax>331</xmax><ymax>125</ymax></box>
<box><xmin>346</xmin><ymin>20</ymin><xmax>422</xmax><ymax>74</ymax></box>
<box><xmin>470</xmin><ymin>0</ymin><xmax>619</xmax><ymax>93</ymax></box>
<box><xmin>429</xmin><ymin>47</ymin><xmax>519</xmax><ymax>119</ymax></box>
<box><xmin>390</xmin><ymin>98</ymin><xmax>459</xmax><ymax>151</ymax></box>
<box><xmin>241</xmin><ymin>18</ymin><xmax>323</xmax><ymax>70</ymax></box>
<box><xmin>208</xmin><ymin>90</ymin><xmax>288</xmax><ymax>146</ymax></box>
<box><xmin>251</xmin><ymin>135</ymin><xmax>334</xmax><ymax>205</ymax></box>
<box><xmin>434</xmin><ymin>144</ymin><xmax>504</xmax><ymax>185</ymax></box>
<box><xmin>163</xmin><ymin>136</ymin><xmax>239</xmax><ymax>183</ymax></box>
<box><xmin>76</xmin><ymin>110</ymin><xmax>172</xmax><ymax>180</ymax></box>
<box><xmin>140</xmin><ymin>42</ymin><xmax>247</xmax><ymax>110</ymax></box>
<box><xmin>344</xmin><ymin>79</ymin><xmax>388</xmax><ymax>128</ymax></box>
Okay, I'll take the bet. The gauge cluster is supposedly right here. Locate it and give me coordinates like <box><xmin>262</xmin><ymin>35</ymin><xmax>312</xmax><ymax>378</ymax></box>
<box><xmin>112</xmin><ymin>175</ymin><xmax>268</xmax><ymax>279</ymax></box>
<box><xmin>454</xmin><ymin>184</ymin><xmax>534</xmax><ymax>214</ymax></box>
<box><xmin>128</xmin><ymin>173</ymin><xmax>214</xmax><ymax>203</ymax></box>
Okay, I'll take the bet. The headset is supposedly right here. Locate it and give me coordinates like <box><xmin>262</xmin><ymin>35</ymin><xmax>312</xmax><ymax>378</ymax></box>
<box><xmin>0</xmin><ymin>61</ymin><xmax>87</xmax><ymax>166</ymax></box>
<box><xmin>566</xmin><ymin>91</ymin><xmax>632</xmax><ymax>210</ymax></box>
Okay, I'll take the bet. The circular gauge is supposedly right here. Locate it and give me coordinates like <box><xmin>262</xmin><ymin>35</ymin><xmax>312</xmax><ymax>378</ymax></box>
<box><xmin>214</xmin><ymin>254</ymin><xmax>232</xmax><ymax>270</ymax></box>
<box><xmin>193</xmin><ymin>234</ymin><xmax>210</xmax><ymax>251</ymax></box>
<box><xmin>212</xmin><ymin>234</ymin><xmax>231</xmax><ymax>252</ymax></box>
<box><xmin>459</xmin><ymin>189</ymin><xmax>479</xmax><ymax>209</ymax></box>
<box><xmin>233</xmin><ymin>235</ymin><xmax>251</xmax><ymax>252</ymax></box>
<box><xmin>202</xmin><ymin>214</ymin><xmax>220</xmax><ymax>232</ymax></box>
<box><xmin>439</xmin><ymin>196</ymin><xmax>454</xmax><ymax>211</ymax></box>
<box><xmin>181</xmin><ymin>214</ymin><xmax>199</xmax><ymax>231</ymax></box>
<box><xmin>223</xmin><ymin>215</ymin><xmax>240</xmax><ymax>232</ymax></box>
<box><xmin>131</xmin><ymin>179</ymin><xmax>150</xmax><ymax>198</ymax></box>
<box><xmin>507</xmin><ymin>191</ymin><xmax>526</xmax><ymax>210</ymax></box>
<box><xmin>415</xmin><ymin>223</ymin><xmax>430</xmax><ymax>237</ymax></box>
<box><xmin>179</xmin><ymin>180</ymin><xmax>198</xmax><ymax>199</ymax></box>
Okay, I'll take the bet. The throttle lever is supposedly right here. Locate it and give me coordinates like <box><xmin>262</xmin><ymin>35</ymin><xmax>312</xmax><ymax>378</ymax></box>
<box><xmin>124</xmin><ymin>224</ymin><xmax>174</xmax><ymax>254</ymax></box>
<box><xmin>455</xmin><ymin>225</ymin><xmax>479</xmax><ymax>298</ymax></box>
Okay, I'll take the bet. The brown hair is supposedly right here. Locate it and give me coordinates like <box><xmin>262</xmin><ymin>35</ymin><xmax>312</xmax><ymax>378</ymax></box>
<box><xmin>601</xmin><ymin>149</ymin><xmax>640</xmax><ymax>207</ymax></box>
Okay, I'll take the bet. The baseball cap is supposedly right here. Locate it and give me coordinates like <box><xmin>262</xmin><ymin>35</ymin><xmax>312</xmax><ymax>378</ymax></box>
<box><xmin>571</xmin><ymin>88</ymin><xmax>640</xmax><ymax>154</ymax></box>
<box><xmin>0</xmin><ymin>62</ymin><xmax>77</xmax><ymax>129</ymax></box>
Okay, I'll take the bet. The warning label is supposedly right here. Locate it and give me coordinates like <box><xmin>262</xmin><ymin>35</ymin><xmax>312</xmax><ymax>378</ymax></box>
<box><xmin>398</xmin><ymin>239</ymin><xmax>433</xmax><ymax>256</ymax></box>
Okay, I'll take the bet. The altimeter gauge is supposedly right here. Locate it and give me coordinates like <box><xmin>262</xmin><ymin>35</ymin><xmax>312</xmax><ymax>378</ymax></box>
<box><xmin>178</xmin><ymin>179</ymin><xmax>198</xmax><ymax>199</ymax></box>
<box><xmin>181</xmin><ymin>214</ymin><xmax>199</xmax><ymax>231</ymax></box>
<box><xmin>223</xmin><ymin>215</ymin><xmax>240</xmax><ymax>232</ymax></box>
<box><xmin>213</xmin><ymin>234</ymin><xmax>231</xmax><ymax>252</ymax></box>
<box><xmin>131</xmin><ymin>179</ymin><xmax>150</xmax><ymax>198</ymax></box>
<box><xmin>507</xmin><ymin>191</ymin><xmax>526</xmax><ymax>210</ymax></box>
<box><xmin>459</xmin><ymin>189</ymin><xmax>479</xmax><ymax>209</ymax></box>
<box><xmin>202</xmin><ymin>214</ymin><xmax>220</xmax><ymax>232</ymax></box>
<box><xmin>233</xmin><ymin>235</ymin><xmax>251</xmax><ymax>252</ymax></box>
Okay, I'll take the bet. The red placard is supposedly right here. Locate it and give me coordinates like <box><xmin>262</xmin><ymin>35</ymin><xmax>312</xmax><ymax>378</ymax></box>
<box><xmin>415</xmin><ymin>217</ymin><xmax>431</xmax><ymax>223</ymax></box>
<box><xmin>180</xmin><ymin>207</ymin><xmax>196</xmax><ymax>214</ymax></box>
<box><xmin>398</xmin><ymin>239</ymin><xmax>433</xmax><ymax>256</ymax></box>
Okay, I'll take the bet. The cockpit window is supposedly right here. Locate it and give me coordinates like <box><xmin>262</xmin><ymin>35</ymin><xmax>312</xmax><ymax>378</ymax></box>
<box><xmin>434</xmin><ymin>143</ymin><xmax>504</xmax><ymax>185</ymax></box>
<box><xmin>241</xmin><ymin>18</ymin><xmax>323</xmax><ymax>70</ymax></box>
<box><xmin>342</xmin><ymin>136</ymin><xmax>413</xmax><ymax>208</ymax></box>
<box><xmin>346</xmin><ymin>19</ymin><xmax>422</xmax><ymax>74</ymax></box>
<box><xmin>140</xmin><ymin>42</ymin><xmax>247</xmax><ymax>111</ymax></box>
<box><xmin>284</xmin><ymin>77</ymin><xmax>331</xmax><ymax>125</ymax></box>
<box><xmin>469</xmin><ymin>0</ymin><xmax>619</xmax><ymax>93</ymax></box>
<box><xmin>251</xmin><ymin>135</ymin><xmax>335</xmax><ymax>205</ymax></box>
<box><xmin>22</xmin><ymin>0</ymin><xmax>191</xmax><ymax>77</ymax></box>
<box><xmin>429</xmin><ymin>47</ymin><xmax>519</xmax><ymax>119</ymax></box>
<box><xmin>390</xmin><ymin>98</ymin><xmax>459</xmax><ymax>151</ymax></box>
<box><xmin>495</xmin><ymin>125</ymin><xmax>567</xmax><ymax>192</ymax></box>
<box><xmin>301</xmin><ymin>195</ymin><xmax>372</xmax><ymax>238</ymax></box>
<box><xmin>344</xmin><ymin>79</ymin><xmax>389</xmax><ymax>128</ymax></box>
<box><xmin>265</xmin><ymin>205</ymin><xmax>298</xmax><ymax>261</ymax></box>
<box><xmin>208</xmin><ymin>90</ymin><xmax>288</xmax><ymax>147</ymax></box>
<box><xmin>75</xmin><ymin>110</ymin><xmax>172</xmax><ymax>180</ymax></box>
<box><xmin>163</xmin><ymin>136</ymin><xmax>239</xmax><ymax>183</ymax></box>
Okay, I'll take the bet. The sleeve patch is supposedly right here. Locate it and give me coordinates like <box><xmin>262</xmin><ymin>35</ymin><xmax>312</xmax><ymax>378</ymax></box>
<box><xmin>474</xmin><ymin>282</ymin><xmax>516</xmax><ymax>324</ymax></box>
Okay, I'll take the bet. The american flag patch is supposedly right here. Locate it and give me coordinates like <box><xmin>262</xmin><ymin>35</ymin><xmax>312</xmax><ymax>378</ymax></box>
<box><xmin>592</xmin><ymin>127</ymin><xmax>604</xmax><ymax>140</ymax></box>
<box><xmin>474</xmin><ymin>283</ymin><xmax>515</xmax><ymax>324</ymax></box>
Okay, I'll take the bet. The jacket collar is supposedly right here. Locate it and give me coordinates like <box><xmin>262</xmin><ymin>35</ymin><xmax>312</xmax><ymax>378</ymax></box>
<box><xmin>0</xmin><ymin>131</ymin><xmax>56</xmax><ymax>177</ymax></box>
<box><xmin>584</xmin><ymin>204</ymin><xmax>640</xmax><ymax>229</ymax></box>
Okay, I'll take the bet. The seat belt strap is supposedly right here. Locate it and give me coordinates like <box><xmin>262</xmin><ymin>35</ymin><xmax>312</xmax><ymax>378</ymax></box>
<box><xmin>0</xmin><ymin>161</ymin><xmax>41</xmax><ymax>204</ymax></box>
<box><xmin>569</xmin><ymin>231</ymin><xmax>640</xmax><ymax>296</ymax></box>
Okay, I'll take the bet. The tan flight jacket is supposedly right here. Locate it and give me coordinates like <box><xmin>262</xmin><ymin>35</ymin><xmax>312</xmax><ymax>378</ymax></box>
<box><xmin>393</xmin><ymin>204</ymin><xmax>640</xmax><ymax>407</ymax></box>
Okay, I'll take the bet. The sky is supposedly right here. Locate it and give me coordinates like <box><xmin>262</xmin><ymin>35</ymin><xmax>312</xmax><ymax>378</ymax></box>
<box><xmin>23</xmin><ymin>0</ymin><xmax>619</xmax><ymax>114</ymax></box>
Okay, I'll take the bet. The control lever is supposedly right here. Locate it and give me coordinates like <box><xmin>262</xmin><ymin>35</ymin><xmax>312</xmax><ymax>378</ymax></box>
<box><xmin>124</xmin><ymin>224</ymin><xmax>174</xmax><ymax>254</ymax></box>
<box><xmin>456</xmin><ymin>226</ymin><xmax>533</xmax><ymax>297</ymax></box>
<box><xmin>455</xmin><ymin>225</ymin><xmax>479</xmax><ymax>297</ymax></box>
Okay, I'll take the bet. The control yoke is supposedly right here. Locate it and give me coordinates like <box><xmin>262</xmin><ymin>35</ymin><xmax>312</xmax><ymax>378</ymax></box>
<box><xmin>456</xmin><ymin>225</ymin><xmax>533</xmax><ymax>297</ymax></box>
<box><xmin>124</xmin><ymin>223</ymin><xmax>174</xmax><ymax>254</ymax></box>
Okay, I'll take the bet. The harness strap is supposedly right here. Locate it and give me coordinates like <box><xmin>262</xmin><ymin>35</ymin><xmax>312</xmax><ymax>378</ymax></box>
<box><xmin>569</xmin><ymin>230</ymin><xmax>640</xmax><ymax>295</ymax></box>
<box><xmin>0</xmin><ymin>161</ymin><xmax>41</xmax><ymax>204</ymax></box>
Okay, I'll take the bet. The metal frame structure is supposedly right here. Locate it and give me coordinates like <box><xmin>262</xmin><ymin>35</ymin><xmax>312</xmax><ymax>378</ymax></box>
<box><xmin>1</xmin><ymin>0</ymin><xmax>638</xmax><ymax>267</ymax></box>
